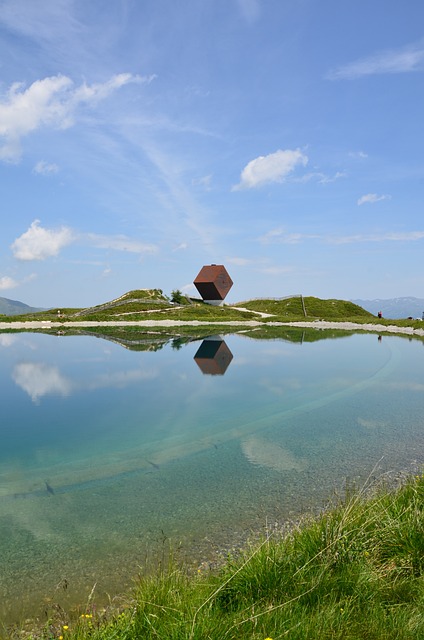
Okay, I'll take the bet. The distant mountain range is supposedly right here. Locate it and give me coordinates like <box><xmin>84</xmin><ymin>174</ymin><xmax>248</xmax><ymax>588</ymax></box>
<box><xmin>0</xmin><ymin>296</ymin><xmax>45</xmax><ymax>316</ymax></box>
<box><xmin>352</xmin><ymin>297</ymin><xmax>424</xmax><ymax>320</ymax></box>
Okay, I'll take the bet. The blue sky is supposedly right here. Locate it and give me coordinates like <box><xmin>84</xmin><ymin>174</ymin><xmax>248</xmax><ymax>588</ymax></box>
<box><xmin>1</xmin><ymin>0</ymin><xmax>424</xmax><ymax>307</ymax></box>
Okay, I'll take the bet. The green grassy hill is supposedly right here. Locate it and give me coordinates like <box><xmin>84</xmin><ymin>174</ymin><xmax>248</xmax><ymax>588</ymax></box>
<box><xmin>234</xmin><ymin>296</ymin><xmax>374</xmax><ymax>320</ymax></box>
<box><xmin>0</xmin><ymin>290</ymin><xmax>404</xmax><ymax>326</ymax></box>
<box><xmin>67</xmin><ymin>292</ymin><xmax>374</xmax><ymax>322</ymax></box>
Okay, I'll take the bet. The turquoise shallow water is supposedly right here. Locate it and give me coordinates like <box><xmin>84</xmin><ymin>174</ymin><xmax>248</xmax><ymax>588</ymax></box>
<box><xmin>1</xmin><ymin>330</ymin><xmax>424</xmax><ymax>624</ymax></box>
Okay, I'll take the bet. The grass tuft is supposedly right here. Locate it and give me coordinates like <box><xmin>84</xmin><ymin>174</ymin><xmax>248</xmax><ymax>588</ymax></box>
<box><xmin>7</xmin><ymin>474</ymin><xmax>424</xmax><ymax>640</ymax></box>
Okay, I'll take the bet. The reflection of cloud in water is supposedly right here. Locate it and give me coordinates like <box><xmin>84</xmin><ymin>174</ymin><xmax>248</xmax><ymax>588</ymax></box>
<box><xmin>13</xmin><ymin>361</ymin><xmax>158</xmax><ymax>402</ymax></box>
<box><xmin>241</xmin><ymin>435</ymin><xmax>307</xmax><ymax>473</ymax></box>
<box><xmin>13</xmin><ymin>363</ymin><xmax>72</xmax><ymax>403</ymax></box>
<box><xmin>357</xmin><ymin>417</ymin><xmax>387</xmax><ymax>430</ymax></box>
<box><xmin>0</xmin><ymin>334</ymin><xmax>16</xmax><ymax>347</ymax></box>
<box><xmin>87</xmin><ymin>368</ymin><xmax>158</xmax><ymax>389</ymax></box>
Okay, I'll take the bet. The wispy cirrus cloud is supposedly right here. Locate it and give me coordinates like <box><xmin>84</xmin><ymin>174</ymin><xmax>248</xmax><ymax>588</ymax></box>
<box><xmin>0</xmin><ymin>73</ymin><xmax>154</xmax><ymax>162</ymax></box>
<box><xmin>357</xmin><ymin>193</ymin><xmax>391</xmax><ymax>206</ymax></box>
<box><xmin>226</xmin><ymin>257</ymin><xmax>257</xmax><ymax>266</ymax></box>
<box><xmin>329</xmin><ymin>231</ymin><xmax>424</xmax><ymax>245</ymax></box>
<box><xmin>259</xmin><ymin>227</ymin><xmax>424</xmax><ymax>245</ymax></box>
<box><xmin>258</xmin><ymin>265</ymin><xmax>295</xmax><ymax>276</ymax></box>
<box><xmin>232</xmin><ymin>148</ymin><xmax>308</xmax><ymax>190</ymax></box>
<box><xmin>225</xmin><ymin>256</ymin><xmax>273</xmax><ymax>269</ymax></box>
<box><xmin>259</xmin><ymin>228</ymin><xmax>320</xmax><ymax>245</ymax></box>
<box><xmin>327</xmin><ymin>41</ymin><xmax>424</xmax><ymax>80</ymax></box>
<box><xmin>85</xmin><ymin>233</ymin><xmax>157</xmax><ymax>255</ymax></box>
<box><xmin>236</xmin><ymin>0</ymin><xmax>261</xmax><ymax>24</ymax></box>
<box><xmin>0</xmin><ymin>0</ymin><xmax>79</xmax><ymax>44</ymax></box>
<box><xmin>349</xmin><ymin>151</ymin><xmax>368</xmax><ymax>159</ymax></box>
<box><xmin>294</xmin><ymin>171</ymin><xmax>346</xmax><ymax>185</ymax></box>
<box><xmin>33</xmin><ymin>160</ymin><xmax>59</xmax><ymax>175</ymax></box>
<box><xmin>11</xmin><ymin>220</ymin><xmax>157</xmax><ymax>261</ymax></box>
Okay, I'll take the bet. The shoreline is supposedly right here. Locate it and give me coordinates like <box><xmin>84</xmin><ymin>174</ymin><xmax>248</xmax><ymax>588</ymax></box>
<box><xmin>1</xmin><ymin>318</ymin><xmax>424</xmax><ymax>337</ymax></box>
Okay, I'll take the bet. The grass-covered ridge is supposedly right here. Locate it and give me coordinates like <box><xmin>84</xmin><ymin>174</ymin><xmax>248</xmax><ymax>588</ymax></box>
<box><xmin>2</xmin><ymin>291</ymin><xmax>424</xmax><ymax>335</ymax></box>
<box><xmin>0</xmin><ymin>291</ymin><xmax>382</xmax><ymax>323</ymax></box>
<box><xmin>235</xmin><ymin>296</ymin><xmax>374</xmax><ymax>319</ymax></box>
<box><xmin>13</xmin><ymin>474</ymin><xmax>424</xmax><ymax>640</ymax></box>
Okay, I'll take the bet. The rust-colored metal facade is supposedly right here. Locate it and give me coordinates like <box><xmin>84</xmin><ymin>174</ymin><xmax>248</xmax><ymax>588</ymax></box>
<box><xmin>193</xmin><ymin>264</ymin><xmax>233</xmax><ymax>301</ymax></box>
<box><xmin>194</xmin><ymin>339</ymin><xmax>233</xmax><ymax>375</ymax></box>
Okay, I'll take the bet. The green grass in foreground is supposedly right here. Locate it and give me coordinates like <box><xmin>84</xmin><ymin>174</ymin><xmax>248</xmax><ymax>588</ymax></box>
<box><xmin>8</xmin><ymin>474</ymin><xmax>424</xmax><ymax>640</ymax></box>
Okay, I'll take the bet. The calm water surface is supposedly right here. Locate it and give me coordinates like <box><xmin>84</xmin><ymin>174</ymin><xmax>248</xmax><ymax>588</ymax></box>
<box><xmin>1</xmin><ymin>329</ymin><xmax>424</xmax><ymax>624</ymax></box>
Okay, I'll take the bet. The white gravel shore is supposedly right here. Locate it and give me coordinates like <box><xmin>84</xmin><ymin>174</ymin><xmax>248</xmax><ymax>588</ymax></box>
<box><xmin>1</xmin><ymin>319</ymin><xmax>424</xmax><ymax>336</ymax></box>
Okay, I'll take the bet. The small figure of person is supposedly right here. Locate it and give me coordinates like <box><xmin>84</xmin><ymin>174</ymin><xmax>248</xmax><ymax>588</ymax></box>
<box><xmin>378</xmin><ymin>311</ymin><xmax>382</xmax><ymax>319</ymax></box>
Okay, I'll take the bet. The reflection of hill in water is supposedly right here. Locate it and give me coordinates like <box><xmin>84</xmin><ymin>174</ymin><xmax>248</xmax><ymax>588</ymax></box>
<box><xmin>63</xmin><ymin>329</ymin><xmax>200</xmax><ymax>352</ymax></box>
<box><xmin>35</xmin><ymin>326</ymin><xmax>358</xmax><ymax>350</ymax></box>
<box><xmin>77</xmin><ymin>330</ymin><xmax>171</xmax><ymax>351</ymax></box>
<box><xmin>239</xmin><ymin>327</ymin><xmax>356</xmax><ymax>344</ymax></box>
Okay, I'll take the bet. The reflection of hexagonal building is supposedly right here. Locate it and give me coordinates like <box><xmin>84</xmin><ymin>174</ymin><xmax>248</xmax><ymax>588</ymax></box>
<box><xmin>194</xmin><ymin>338</ymin><xmax>233</xmax><ymax>375</ymax></box>
<box><xmin>193</xmin><ymin>264</ymin><xmax>233</xmax><ymax>303</ymax></box>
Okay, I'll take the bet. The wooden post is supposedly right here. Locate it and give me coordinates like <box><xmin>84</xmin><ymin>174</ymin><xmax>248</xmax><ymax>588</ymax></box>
<box><xmin>301</xmin><ymin>295</ymin><xmax>307</xmax><ymax>317</ymax></box>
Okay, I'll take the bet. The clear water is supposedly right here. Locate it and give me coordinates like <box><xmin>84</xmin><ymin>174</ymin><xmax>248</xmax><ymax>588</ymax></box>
<box><xmin>1</xmin><ymin>329</ymin><xmax>424</xmax><ymax>624</ymax></box>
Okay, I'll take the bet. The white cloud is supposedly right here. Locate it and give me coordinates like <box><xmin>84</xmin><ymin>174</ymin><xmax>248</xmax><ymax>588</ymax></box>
<box><xmin>11</xmin><ymin>219</ymin><xmax>75</xmax><ymax>261</ymax></box>
<box><xmin>33</xmin><ymin>160</ymin><xmax>59</xmax><ymax>175</ymax></box>
<box><xmin>0</xmin><ymin>275</ymin><xmax>18</xmax><ymax>290</ymax></box>
<box><xmin>70</xmin><ymin>73</ymin><xmax>155</xmax><ymax>106</ymax></box>
<box><xmin>357</xmin><ymin>193</ymin><xmax>391</xmax><ymax>206</ymax></box>
<box><xmin>232</xmin><ymin>148</ymin><xmax>308</xmax><ymax>190</ymax></box>
<box><xmin>327</xmin><ymin>42</ymin><xmax>424</xmax><ymax>80</ymax></box>
<box><xmin>11</xmin><ymin>221</ymin><xmax>157</xmax><ymax>261</ymax></box>
<box><xmin>349</xmin><ymin>151</ymin><xmax>368</xmax><ymax>159</ymax></box>
<box><xmin>317</xmin><ymin>171</ymin><xmax>346</xmax><ymax>184</ymax></box>
<box><xmin>0</xmin><ymin>73</ymin><xmax>151</xmax><ymax>162</ymax></box>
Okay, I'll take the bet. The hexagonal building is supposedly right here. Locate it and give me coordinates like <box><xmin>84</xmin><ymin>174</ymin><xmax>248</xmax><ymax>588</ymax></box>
<box><xmin>193</xmin><ymin>264</ymin><xmax>233</xmax><ymax>304</ymax></box>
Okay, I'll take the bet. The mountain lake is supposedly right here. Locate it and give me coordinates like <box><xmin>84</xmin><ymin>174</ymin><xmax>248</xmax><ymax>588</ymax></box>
<box><xmin>0</xmin><ymin>328</ymin><xmax>423</xmax><ymax>625</ymax></box>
